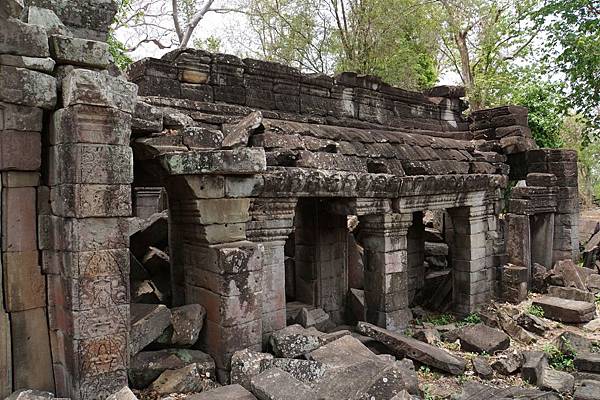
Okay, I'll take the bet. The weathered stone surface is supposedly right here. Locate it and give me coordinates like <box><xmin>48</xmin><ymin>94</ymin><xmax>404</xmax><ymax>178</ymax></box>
<box><xmin>454</xmin><ymin>381</ymin><xmax>561</xmax><ymax>400</ymax></box>
<box><xmin>498</xmin><ymin>312</ymin><xmax>536</xmax><ymax>345</ymax></box>
<box><xmin>132</xmin><ymin>101</ymin><xmax>163</xmax><ymax>133</ymax></box>
<box><xmin>106</xmin><ymin>387</ymin><xmax>138</xmax><ymax>400</ymax></box>
<box><xmin>4</xmin><ymin>390</ymin><xmax>54</xmax><ymax>400</ymax></box>
<box><xmin>129</xmin><ymin>348</ymin><xmax>215</xmax><ymax>389</ymax></box>
<box><xmin>0</xmin><ymin>18</ymin><xmax>49</xmax><ymax>57</ymax></box>
<box><xmin>412</xmin><ymin>328</ymin><xmax>440</xmax><ymax>345</ymax></box>
<box><xmin>356</xmin><ymin>322</ymin><xmax>466</xmax><ymax>375</ymax></box>
<box><xmin>0</xmin><ymin>131</ymin><xmax>41</xmax><ymax>171</ymax></box>
<box><xmin>150</xmin><ymin>363</ymin><xmax>217</xmax><ymax>394</ymax></box>
<box><xmin>231</xmin><ymin>349</ymin><xmax>274</xmax><ymax>391</ymax></box>
<box><xmin>222</xmin><ymin>111</ymin><xmax>263</xmax><ymax>148</ymax></box>
<box><xmin>0</xmin><ymin>0</ymin><xmax>24</xmax><ymax>19</ymax></box>
<box><xmin>354</xmin><ymin>363</ymin><xmax>411</xmax><ymax>400</ymax></box>
<box><xmin>48</xmin><ymin>144</ymin><xmax>133</xmax><ymax>185</ymax></box>
<box><xmin>532</xmin><ymin>263</ymin><xmax>548</xmax><ymax>293</ymax></box>
<box><xmin>472</xmin><ymin>356</ymin><xmax>494</xmax><ymax>380</ymax></box>
<box><xmin>155</xmin><ymin>304</ymin><xmax>206</xmax><ymax>347</ymax></box>
<box><xmin>2</xmin><ymin>251</ymin><xmax>46</xmax><ymax>311</ymax></box>
<box><xmin>0</xmin><ymin>66</ymin><xmax>56</xmax><ymax>109</ymax></box>
<box><xmin>548</xmin><ymin>285</ymin><xmax>596</xmax><ymax>303</ymax></box>
<box><xmin>458</xmin><ymin>323</ymin><xmax>510</xmax><ymax>354</ymax></box>
<box><xmin>583</xmin><ymin>319</ymin><xmax>600</xmax><ymax>332</ymax></box>
<box><xmin>27</xmin><ymin>6</ymin><xmax>70</xmax><ymax>36</ymax></box>
<box><xmin>555</xmin><ymin>332</ymin><xmax>595</xmax><ymax>355</ymax></box>
<box><xmin>130</xmin><ymin>303</ymin><xmax>171</xmax><ymax>355</ymax></box>
<box><xmin>49</xmin><ymin>35</ymin><xmax>110</xmax><ymax>68</ymax></box>
<box><xmin>308</xmin><ymin>335</ymin><xmax>381</xmax><ymax>368</ymax></box>
<box><xmin>491</xmin><ymin>352</ymin><xmax>522</xmax><ymax>375</ymax></box>
<box><xmin>187</xmin><ymin>384</ymin><xmax>257</xmax><ymax>400</ymax></box>
<box><xmin>63</xmin><ymin>69</ymin><xmax>138</xmax><ymax>113</ymax></box>
<box><xmin>181</xmin><ymin>126</ymin><xmax>224</xmax><ymax>149</ymax></box>
<box><xmin>50</xmin><ymin>184</ymin><xmax>131</xmax><ymax>217</ymax></box>
<box><xmin>521</xmin><ymin>351</ymin><xmax>548</xmax><ymax>385</ymax></box>
<box><xmin>539</xmin><ymin>368</ymin><xmax>575</xmax><ymax>395</ymax></box>
<box><xmin>250</xmin><ymin>367</ymin><xmax>318</xmax><ymax>400</ymax></box>
<box><xmin>517</xmin><ymin>313</ymin><xmax>550</xmax><ymax>336</ymax></box>
<box><xmin>575</xmin><ymin>353</ymin><xmax>600</xmax><ymax>373</ymax></box>
<box><xmin>296</xmin><ymin>307</ymin><xmax>333</xmax><ymax>332</ymax></box>
<box><xmin>553</xmin><ymin>260</ymin><xmax>590</xmax><ymax>291</ymax></box>
<box><xmin>532</xmin><ymin>296</ymin><xmax>596</xmax><ymax>323</ymax></box>
<box><xmin>50</xmin><ymin>105</ymin><xmax>132</xmax><ymax>145</ymax></box>
<box><xmin>574</xmin><ymin>380</ymin><xmax>600</xmax><ymax>400</ymax></box>
<box><xmin>160</xmin><ymin>148</ymin><xmax>267</xmax><ymax>175</ymax></box>
<box><xmin>0</xmin><ymin>54</ymin><xmax>55</xmax><ymax>73</ymax></box>
<box><xmin>260</xmin><ymin>358</ymin><xmax>328</xmax><ymax>385</ymax></box>
<box><xmin>269</xmin><ymin>324</ymin><xmax>349</xmax><ymax>358</ymax></box>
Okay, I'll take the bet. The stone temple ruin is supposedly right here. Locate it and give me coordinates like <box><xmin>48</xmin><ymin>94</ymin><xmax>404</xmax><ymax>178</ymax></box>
<box><xmin>0</xmin><ymin>0</ymin><xmax>592</xmax><ymax>399</ymax></box>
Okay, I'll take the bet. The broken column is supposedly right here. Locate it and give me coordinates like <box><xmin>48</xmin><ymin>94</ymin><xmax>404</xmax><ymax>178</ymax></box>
<box><xmin>162</xmin><ymin>148</ymin><xmax>267</xmax><ymax>383</ymax></box>
<box><xmin>247</xmin><ymin>198</ymin><xmax>297</xmax><ymax>343</ymax></box>
<box><xmin>41</xmin><ymin>69</ymin><xmax>136</xmax><ymax>399</ymax></box>
<box><xmin>448</xmin><ymin>205</ymin><xmax>491</xmax><ymax>315</ymax></box>
<box><xmin>359</xmin><ymin>212</ymin><xmax>412</xmax><ymax>330</ymax></box>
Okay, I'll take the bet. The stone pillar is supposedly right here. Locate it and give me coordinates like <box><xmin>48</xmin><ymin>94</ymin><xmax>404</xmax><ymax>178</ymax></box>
<box><xmin>506</xmin><ymin>214</ymin><xmax>531</xmax><ymax>278</ymax></box>
<box><xmin>407</xmin><ymin>212</ymin><xmax>425</xmax><ymax>303</ymax></box>
<box><xmin>358</xmin><ymin>213</ymin><xmax>412</xmax><ymax>331</ymax></box>
<box><xmin>246</xmin><ymin>198</ymin><xmax>296</xmax><ymax>344</ymax></box>
<box><xmin>448</xmin><ymin>205</ymin><xmax>490</xmax><ymax>315</ymax></box>
<box><xmin>530</xmin><ymin>213</ymin><xmax>555</xmax><ymax>269</ymax></box>
<box><xmin>166</xmin><ymin>175</ymin><xmax>263</xmax><ymax>383</ymax></box>
<box><xmin>41</xmin><ymin>70</ymin><xmax>136</xmax><ymax>399</ymax></box>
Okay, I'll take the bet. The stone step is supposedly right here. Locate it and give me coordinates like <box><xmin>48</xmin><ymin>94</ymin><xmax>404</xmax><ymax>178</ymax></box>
<box><xmin>532</xmin><ymin>296</ymin><xmax>596</xmax><ymax>323</ymax></box>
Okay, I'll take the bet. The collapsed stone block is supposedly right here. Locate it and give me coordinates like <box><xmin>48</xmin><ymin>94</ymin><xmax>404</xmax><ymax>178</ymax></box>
<box><xmin>532</xmin><ymin>296</ymin><xmax>596</xmax><ymax>323</ymax></box>
<box><xmin>0</xmin><ymin>18</ymin><xmax>49</xmax><ymax>57</ymax></box>
<box><xmin>130</xmin><ymin>303</ymin><xmax>171</xmax><ymax>355</ymax></box>
<box><xmin>250</xmin><ymin>367</ymin><xmax>319</xmax><ymax>400</ymax></box>
<box><xmin>62</xmin><ymin>69</ymin><xmax>138</xmax><ymax>113</ymax></box>
<box><xmin>49</xmin><ymin>35</ymin><xmax>110</xmax><ymax>68</ymax></box>
<box><xmin>0</xmin><ymin>54</ymin><xmax>55</xmax><ymax>73</ymax></box>
<box><xmin>0</xmin><ymin>65</ymin><xmax>57</xmax><ymax>109</ymax></box>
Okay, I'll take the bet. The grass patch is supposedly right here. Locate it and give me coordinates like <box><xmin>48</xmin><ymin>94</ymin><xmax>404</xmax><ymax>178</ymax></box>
<box><xmin>460</xmin><ymin>313</ymin><xmax>481</xmax><ymax>325</ymax></box>
<box><xmin>423</xmin><ymin>313</ymin><xmax>456</xmax><ymax>326</ymax></box>
<box><xmin>527</xmin><ymin>304</ymin><xmax>545</xmax><ymax>318</ymax></box>
<box><xmin>543</xmin><ymin>343</ymin><xmax>575</xmax><ymax>371</ymax></box>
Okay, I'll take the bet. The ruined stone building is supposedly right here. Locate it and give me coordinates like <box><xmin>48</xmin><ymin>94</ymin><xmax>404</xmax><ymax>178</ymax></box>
<box><xmin>0</xmin><ymin>0</ymin><xmax>580</xmax><ymax>399</ymax></box>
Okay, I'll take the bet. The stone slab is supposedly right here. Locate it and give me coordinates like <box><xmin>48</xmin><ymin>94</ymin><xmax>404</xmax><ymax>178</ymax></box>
<box><xmin>533</xmin><ymin>296</ymin><xmax>596</xmax><ymax>323</ymax></box>
<box><xmin>130</xmin><ymin>303</ymin><xmax>171</xmax><ymax>355</ymax></box>
<box><xmin>0</xmin><ymin>66</ymin><xmax>56</xmax><ymax>109</ymax></box>
<box><xmin>357</xmin><ymin>322</ymin><xmax>466</xmax><ymax>375</ymax></box>
<box><xmin>0</xmin><ymin>18</ymin><xmax>49</xmax><ymax>57</ymax></box>
<box><xmin>62</xmin><ymin>69</ymin><xmax>138</xmax><ymax>113</ymax></box>
<box><xmin>2</xmin><ymin>251</ymin><xmax>46</xmax><ymax>311</ymax></box>
<box><xmin>49</xmin><ymin>35</ymin><xmax>110</xmax><ymax>68</ymax></box>
<box><xmin>0</xmin><ymin>103</ymin><xmax>43</xmax><ymax>132</ymax></box>
<box><xmin>50</xmin><ymin>184</ymin><xmax>131</xmax><ymax>217</ymax></box>
<box><xmin>48</xmin><ymin>144</ymin><xmax>133</xmax><ymax>184</ymax></box>
<box><xmin>10</xmin><ymin>307</ymin><xmax>54</xmax><ymax>391</ymax></box>
<box><xmin>0</xmin><ymin>54</ymin><xmax>55</xmax><ymax>73</ymax></box>
<box><xmin>0</xmin><ymin>130</ymin><xmax>41</xmax><ymax>171</ymax></box>
<box><xmin>187</xmin><ymin>384</ymin><xmax>256</xmax><ymax>400</ymax></box>
<box><xmin>50</xmin><ymin>105</ymin><xmax>132</xmax><ymax>145</ymax></box>
<box><xmin>160</xmin><ymin>148</ymin><xmax>267</xmax><ymax>175</ymax></box>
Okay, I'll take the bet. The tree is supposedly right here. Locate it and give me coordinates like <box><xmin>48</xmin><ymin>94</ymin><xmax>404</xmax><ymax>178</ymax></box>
<box><xmin>113</xmin><ymin>0</ymin><xmax>234</xmax><ymax>53</ymax></box>
<box><xmin>437</xmin><ymin>0</ymin><xmax>542</xmax><ymax>110</ymax></box>
<box><xmin>538</xmin><ymin>0</ymin><xmax>599</xmax><ymax>132</ymax></box>
<box><xmin>242</xmin><ymin>0</ymin><xmax>440</xmax><ymax>90</ymax></box>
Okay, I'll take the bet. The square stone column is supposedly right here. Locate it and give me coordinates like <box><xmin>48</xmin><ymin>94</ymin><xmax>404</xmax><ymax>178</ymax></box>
<box><xmin>358</xmin><ymin>213</ymin><xmax>412</xmax><ymax>331</ymax></box>
<box><xmin>448</xmin><ymin>205</ymin><xmax>491</xmax><ymax>315</ymax></box>
<box><xmin>246</xmin><ymin>198</ymin><xmax>296</xmax><ymax>344</ymax></box>
<box><xmin>166</xmin><ymin>175</ymin><xmax>263</xmax><ymax>383</ymax></box>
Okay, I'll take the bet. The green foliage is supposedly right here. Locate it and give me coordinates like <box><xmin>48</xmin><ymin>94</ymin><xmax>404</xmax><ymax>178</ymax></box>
<box><xmin>527</xmin><ymin>304</ymin><xmax>545</xmax><ymax>318</ymax></box>
<box><xmin>244</xmin><ymin>0</ymin><xmax>440</xmax><ymax>90</ymax></box>
<box><xmin>543</xmin><ymin>343</ymin><xmax>575</xmax><ymax>371</ymax></box>
<box><xmin>537</xmin><ymin>0</ymin><xmax>600</xmax><ymax>132</ymax></box>
<box><xmin>425</xmin><ymin>313</ymin><xmax>456</xmax><ymax>326</ymax></box>
<box><xmin>596</xmin><ymin>293</ymin><xmax>600</xmax><ymax>305</ymax></box>
<box><xmin>461</xmin><ymin>313</ymin><xmax>481</xmax><ymax>325</ymax></box>
<box><xmin>193</xmin><ymin>36</ymin><xmax>222</xmax><ymax>52</ymax></box>
<box><xmin>107</xmin><ymin>33</ymin><xmax>133</xmax><ymax>70</ymax></box>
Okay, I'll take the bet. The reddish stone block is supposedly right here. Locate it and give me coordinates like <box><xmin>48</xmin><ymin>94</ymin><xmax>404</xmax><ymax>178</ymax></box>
<box><xmin>0</xmin><ymin>130</ymin><xmax>41</xmax><ymax>170</ymax></box>
<box><xmin>2</xmin><ymin>186</ymin><xmax>37</xmax><ymax>251</ymax></box>
<box><xmin>49</xmin><ymin>304</ymin><xmax>128</xmax><ymax>340</ymax></box>
<box><xmin>39</xmin><ymin>216</ymin><xmax>129</xmax><ymax>252</ymax></box>
<box><xmin>186</xmin><ymin>284</ymin><xmax>261</xmax><ymax>327</ymax></box>
<box><xmin>0</xmin><ymin>103</ymin><xmax>43</xmax><ymax>132</ymax></box>
<box><xmin>42</xmin><ymin>248</ymin><xmax>129</xmax><ymax>279</ymax></box>
<box><xmin>2</xmin><ymin>251</ymin><xmax>46</xmax><ymax>311</ymax></box>
<box><xmin>200</xmin><ymin>319</ymin><xmax>262</xmax><ymax>370</ymax></box>
<box><xmin>48</xmin><ymin>273</ymin><xmax>129</xmax><ymax>311</ymax></box>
